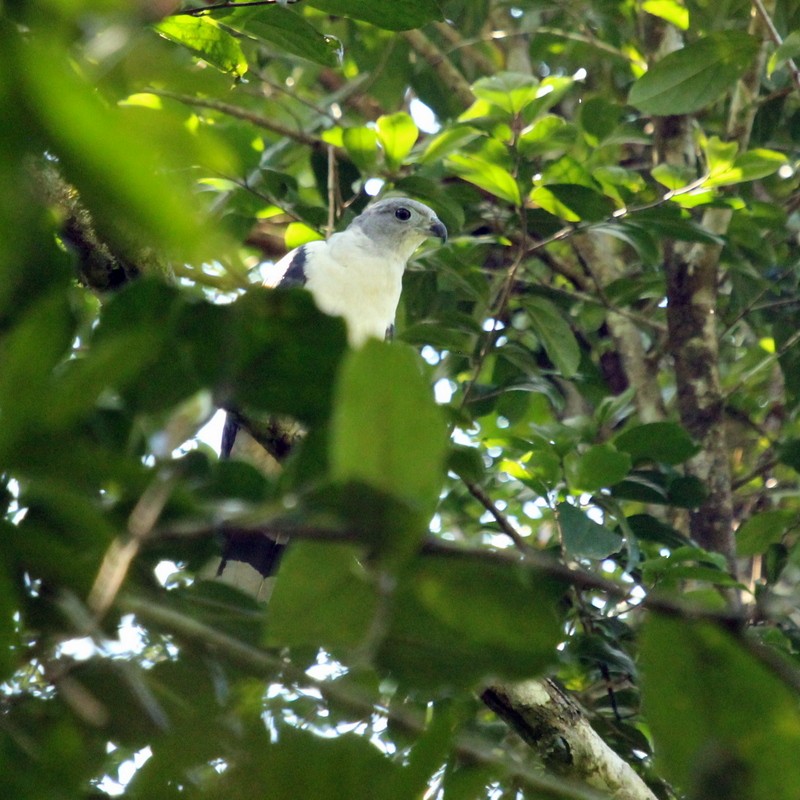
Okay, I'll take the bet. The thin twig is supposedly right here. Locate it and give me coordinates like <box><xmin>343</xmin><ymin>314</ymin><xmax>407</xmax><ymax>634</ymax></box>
<box><xmin>326</xmin><ymin>144</ymin><xmax>337</xmax><ymax>236</ymax></box>
<box><xmin>87</xmin><ymin>473</ymin><xmax>176</xmax><ymax>618</ymax></box>
<box><xmin>402</xmin><ymin>29</ymin><xmax>474</xmax><ymax>109</ymax></box>
<box><xmin>174</xmin><ymin>0</ymin><xmax>300</xmax><ymax>17</ymax></box>
<box><xmin>451</xmin><ymin>27</ymin><xmax>644</xmax><ymax>69</ymax></box>
<box><xmin>432</xmin><ymin>21</ymin><xmax>497</xmax><ymax>76</ymax></box>
<box><xmin>147</xmin><ymin>89</ymin><xmax>327</xmax><ymax>150</ymax></box>
<box><xmin>464</xmin><ymin>480</ymin><xmax>533</xmax><ymax>552</ymax></box>
<box><xmin>724</xmin><ymin>327</ymin><xmax>800</xmax><ymax>402</ymax></box>
<box><xmin>159</xmin><ymin>517</ymin><xmax>746</xmax><ymax>625</ymax></box>
<box><xmin>751</xmin><ymin>0</ymin><xmax>800</xmax><ymax>96</ymax></box>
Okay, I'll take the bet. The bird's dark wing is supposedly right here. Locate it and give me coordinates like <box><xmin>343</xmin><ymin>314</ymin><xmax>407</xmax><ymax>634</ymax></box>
<box><xmin>216</xmin><ymin>529</ymin><xmax>286</xmax><ymax>579</ymax></box>
<box><xmin>220</xmin><ymin>414</ymin><xmax>239</xmax><ymax>459</ymax></box>
<box><xmin>276</xmin><ymin>245</ymin><xmax>308</xmax><ymax>288</ymax></box>
<box><xmin>217</xmin><ymin>245</ymin><xmax>310</xmax><ymax>583</ymax></box>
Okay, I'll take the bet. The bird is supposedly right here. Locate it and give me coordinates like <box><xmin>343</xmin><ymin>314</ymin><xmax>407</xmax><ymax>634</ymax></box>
<box><xmin>214</xmin><ymin>197</ymin><xmax>447</xmax><ymax>599</ymax></box>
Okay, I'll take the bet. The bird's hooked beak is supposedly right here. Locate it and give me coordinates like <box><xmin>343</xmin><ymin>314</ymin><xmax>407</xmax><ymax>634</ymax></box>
<box><xmin>428</xmin><ymin>219</ymin><xmax>448</xmax><ymax>243</ymax></box>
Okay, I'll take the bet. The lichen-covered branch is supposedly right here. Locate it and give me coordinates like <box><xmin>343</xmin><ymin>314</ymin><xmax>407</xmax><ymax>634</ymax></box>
<box><xmin>483</xmin><ymin>680</ymin><xmax>659</xmax><ymax>800</ymax></box>
<box><xmin>30</xmin><ymin>162</ymin><xmax>142</xmax><ymax>291</ymax></box>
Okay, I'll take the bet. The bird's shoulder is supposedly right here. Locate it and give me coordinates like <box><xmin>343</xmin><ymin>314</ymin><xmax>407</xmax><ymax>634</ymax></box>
<box><xmin>263</xmin><ymin>239</ymin><xmax>329</xmax><ymax>288</ymax></box>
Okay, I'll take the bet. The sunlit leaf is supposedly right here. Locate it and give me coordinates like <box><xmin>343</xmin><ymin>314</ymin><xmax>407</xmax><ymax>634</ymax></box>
<box><xmin>641</xmin><ymin>0</ymin><xmax>689</xmax><ymax>30</ymax></box>
<box><xmin>472</xmin><ymin>72</ymin><xmax>540</xmax><ymax>115</ymax></box>
<box><xmin>343</xmin><ymin>126</ymin><xmax>380</xmax><ymax>171</ymax></box>
<box><xmin>446</xmin><ymin>151</ymin><xmax>521</xmax><ymax>205</ymax></box>
<box><xmin>155</xmin><ymin>15</ymin><xmax>248</xmax><ymax>76</ymax></box>
<box><xmin>651</xmin><ymin>163</ymin><xmax>695</xmax><ymax>190</ymax></box>
<box><xmin>705</xmin><ymin>148</ymin><xmax>788</xmax><ymax>188</ymax></box>
<box><xmin>285</xmin><ymin>222</ymin><xmax>323</xmax><ymax>250</ymax></box>
<box><xmin>377</xmin><ymin>112</ymin><xmax>419</xmax><ymax>168</ymax></box>
<box><xmin>518</xmin><ymin>115</ymin><xmax>578</xmax><ymax>156</ymax></box>
<box><xmin>768</xmin><ymin>30</ymin><xmax>800</xmax><ymax>76</ymax></box>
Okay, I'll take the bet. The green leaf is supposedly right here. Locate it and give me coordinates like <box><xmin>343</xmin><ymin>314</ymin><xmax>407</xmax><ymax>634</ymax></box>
<box><xmin>447</xmin><ymin>445</ymin><xmax>485</xmax><ymax>484</ymax></box>
<box><xmin>593</xmin><ymin>221</ymin><xmax>660</xmax><ymax>267</ymax></box>
<box><xmin>642</xmin><ymin>547</ymin><xmax>741</xmax><ymax>587</ymax></box>
<box><xmin>446</xmin><ymin>151</ymin><xmax>521</xmax><ymax>205</ymax></box>
<box><xmin>266</xmin><ymin>542</ymin><xmax>376</xmax><ymax>650</ymax></box>
<box><xmin>0</xmin><ymin>292</ymin><xmax>74</xmax><ymax>429</ymax></box>
<box><xmin>524</xmin><ymin>296</ymin><xmax>581</xmax><ymax>378</ymax></box>
<box><xmin>627</xmin><ymin>514</ymin><xmax>689</xmax><ymax>548</ymax></box>
<box><xmin>17</xmin><ymin>33</ymin><xmax>223</xmax><ymax>264</ymax></box>
<box><xmin>216</xmin><ymin>727</ymin><xmax>401</xmax><ymax>799</ymax></box>
<box><xmin>305</xmin><ymin>0</ymin><xmax>443</xmax><ymax>30</ymax></box>
<box><xmin>229</xmin><ymin>5</ymin><xmax>342</xmax><ymax>67</ymax></box>
<box><xmin>627</xmin><ymin>209</ymin><xmax>725</xmax><ymax>245</ymax></box>
<box><xmin>651</xmin><ymin>162</ymin><xmax>696</xmax><ymax>190</ymax></box>
<box><xmin>420</xmin><ymin>125</ymin><xmax>481</xmax><ymax>164</ymax></box>
<box><xmin>285</xmin><ymin>222</ymin><xmax>323</xmax><ymax>250</ymax></box>
<box><xmin>330</xmin><ymin>341</ymin><xmax>447</xmax><ymax>512</ymax></box>
<box><xmin>90</xmin><ymin>280</ymin><xmax>199</xmax><ymax>413</ymax></box>
<box><xmin>778</xmin><ymin>438</ymin><xmax>800</xmax><ymax>472</ymax></box>
<box><xmin>664</xmin><ymin>475</ymin><xmax>706</xmax><ymax>508</ymax></box>
<box><xmin>736</xmin><ymin>510</ymin><xmax>797</xmax><ymax>557</ymax></box>
<box><xmin>615</xmin><ymin>422</ymin><xmax>699</xmax><ymax>465</ymax></box>
<box><xmin>557</xmin><ymin>502</ymin><xmax>623</xmax><ymax>559</ymax></box>
<box><xmin>0</xmin><ymin>559</ymin><xmax>18</xmax><ymax>681</ymax></box>
<box><xmin>768</xmin><ymin>30</ymin><xmax>800</xmax><ymax>77</ymax></box>
<box><xmin>564</xmin><ymin>444</ymin><xmax>632</xmax><ymax>492</ymax></box>
<box><xmin>628</xmin><ymin>31</ymin><xmax>760</xmax><ymax>115</ymax></box>
<box><xmin>155</xmin><ymin>15</ymin><xmax>248</xmax><ymax>77</ymax></box>
<box><xmin>641</xmin><ymin>617</ymin><xmax>800</xmax><ymax>800</ymax></box>
<box><xmin>612</xmin><ymin>470</ymin><xmax>706</xmax><ymax>508</ymax></box>
<box><xmin>342</xmin><ymin>126</ymin><xmax>380</xmax><ymax>171</ymax></box>
<box><xmin>225</xmin><ymin>288</ymin><xmax>348</xmax><ymax>424</ymax></box>
<box><xmin>530</xmin><ymin>183</ymin><xmax>615</xmax><ymax>222</ymax></box>
<box><xmin>377</xmin><ymin>112</ymin><xmax>419</xmax><ymax>168</ymax></box>
<box><xmin>472</xmin><ymin>72</ymin><xmax>540</xmax><ymax>115</ymax></box>
<box><xmin>378</xmin><ymin>552</ymin><xmax>564</xmax><ymax>688</ymax></box>
<box><xmin>518</xmin><ymin>115</ymin><xmax>578</xmax><ymax>157</ymax></box>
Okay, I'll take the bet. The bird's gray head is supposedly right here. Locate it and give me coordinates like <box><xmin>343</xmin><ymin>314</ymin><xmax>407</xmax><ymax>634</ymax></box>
<box><xmin>350</xmin><ymin>198</ymin><xmax>447</xmax><ymax>260</ymax></box>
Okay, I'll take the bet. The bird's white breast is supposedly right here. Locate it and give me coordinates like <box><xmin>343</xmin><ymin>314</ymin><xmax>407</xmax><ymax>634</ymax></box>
<box><xmin>304</xmin><ymin>228</ymin><xmax>406</xmax><ymax>347</ymax></box>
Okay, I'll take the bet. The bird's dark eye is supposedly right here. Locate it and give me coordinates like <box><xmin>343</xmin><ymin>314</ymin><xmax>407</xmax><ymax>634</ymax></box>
<box><xmin>394</xmin><ymin>208</ymin><xmax>411</xmax><ymax>221</ymax></box>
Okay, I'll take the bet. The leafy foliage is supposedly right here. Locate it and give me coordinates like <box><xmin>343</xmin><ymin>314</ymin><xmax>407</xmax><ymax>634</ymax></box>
<box><xmin>2</xmin><ymin>0</ymin><xmax>800</xmax><ymax>799</ymax></box>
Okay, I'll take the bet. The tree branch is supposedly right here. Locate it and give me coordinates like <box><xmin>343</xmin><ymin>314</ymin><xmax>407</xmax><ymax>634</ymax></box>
<box><xmin>123</xmin><ymin>592</ymin><xmax>610</xmax><ymax>800</ymax></box>
<box><xmin>750</xmin><ymin>0</ymin><xmax>800</xmax><ymax>96</ymax></box>
<box><xmin>401</xmin><ymin>29</ymin><xmax>474</xmax><ymax>109</ymax></box>
<box><xmin>30</xmin><ymin>161</ymin><xmax>143</xmax><ymax>291</ymax></box>
<box><xmin>147</xmin><ymin>89</ymin><xmax>329</xmax><ymax>150</ymax></box>
<box><xmin>483</xmin><ymin>681</ymin><xmax>659</xmax><ymax>800</ymax></box>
